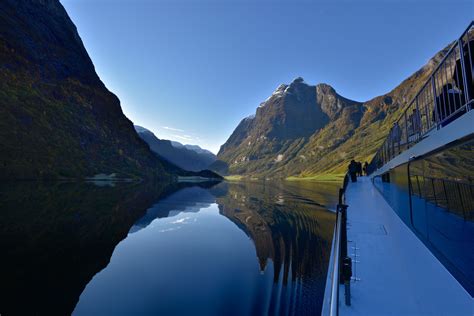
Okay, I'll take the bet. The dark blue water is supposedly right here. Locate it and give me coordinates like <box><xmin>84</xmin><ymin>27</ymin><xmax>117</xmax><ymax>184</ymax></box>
<box><xmin>0</xmin><ymin>180</ymin><xmax>339</xmax><ymax>315</ymax></box>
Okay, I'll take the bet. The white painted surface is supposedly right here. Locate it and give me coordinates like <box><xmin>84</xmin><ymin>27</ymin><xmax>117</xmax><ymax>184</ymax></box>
<box><xmin>339</xmin><ymin>177</ymin><xmax>473</xmax><ymax>316</ymax></box>
<box><xmin>372</xmin><ymin>110</ymin><xmax>474</xmax><ymax>178</ymax></box>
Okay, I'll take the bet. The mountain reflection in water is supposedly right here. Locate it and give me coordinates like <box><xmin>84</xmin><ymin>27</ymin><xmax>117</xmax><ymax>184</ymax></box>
<box><xmin>0</xmin><ymin>180</ymin><xmax>339</xmax><ymax>316</ymax></box>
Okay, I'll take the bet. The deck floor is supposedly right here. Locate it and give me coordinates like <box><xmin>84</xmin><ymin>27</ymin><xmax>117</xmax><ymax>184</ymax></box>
<box><xmin>338</xmin><ymin>177</ymin><xmax>473</xmax><ymax>316</ymax></box>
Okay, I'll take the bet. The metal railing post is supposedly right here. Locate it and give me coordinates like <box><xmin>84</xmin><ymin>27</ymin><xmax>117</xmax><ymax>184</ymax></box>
<box><xmin>328</xmin><ymin>174</ymin><xmax>352</xmax><ymax>315</ymax></box>
<box><xmin>415</xmin><ymin>97</ymin><xmax>421</xmax><ymax>141</ymax></box>
<box><xmin>424</xmin><ymin>91</ymin><xmax>430</xmax><ymax>131</ymax></box>
<box><xmin>431</xmin><ymin>77</ymin><xmax>440</xmax><ymax>129</ymax></box>
<box><xmin>343</xmin><ymin>257</ymin><xmax>352</xmax><ymax>306</ymax></box>
<box><xmin>404</xmin><ymin>112</ymin><xmax>409</xmax><ymax>148</ymax></box>
<box><xmin>329</xmin><ymin>212</ymin><xmax>342</xmax><ymax>316</ymax></box>
<box><xmin>339</xmin><ymin>204</ymin><xmax>349</xmax><ymax>284</ymax></box>
<box><xmin>458</xmin><ymin>39</ymin><xmax>471</xmax><ymax>104</ymax></box>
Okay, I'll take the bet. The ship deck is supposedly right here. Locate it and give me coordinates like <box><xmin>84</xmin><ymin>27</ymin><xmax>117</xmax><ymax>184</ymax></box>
<box><xmin>338</xmin><ymin>176</ymin><xmax>473</xmax><ymax>316</ymax></box>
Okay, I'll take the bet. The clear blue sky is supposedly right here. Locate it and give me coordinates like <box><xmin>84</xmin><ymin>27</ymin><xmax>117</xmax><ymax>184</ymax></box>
<box><xmin>61</xmin><ymin>0</ymin><xmax>473</xmax><ymax>153</ymax></box>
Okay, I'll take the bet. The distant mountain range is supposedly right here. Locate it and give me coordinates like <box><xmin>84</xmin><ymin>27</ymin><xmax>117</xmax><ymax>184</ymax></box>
<box><xmin>135</xmin><ymin>126</ymin><xmax>216</xmax><ymax>172</ymax></box>
<box><xmin>170</xmin><ymin>141</ymin><xmax>215</xmax><ymax>156</ymax></box>
<box><xmin>212</xmin><ymin>43</ymin><xmax>452</xmax><ymax>178</ymax></box>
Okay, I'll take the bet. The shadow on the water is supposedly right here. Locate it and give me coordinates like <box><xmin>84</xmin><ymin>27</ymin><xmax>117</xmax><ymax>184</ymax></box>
<box><xmin>0</xmin><ymin>180</ymin><xmax>219</xmax><ymax>316</ymax></box>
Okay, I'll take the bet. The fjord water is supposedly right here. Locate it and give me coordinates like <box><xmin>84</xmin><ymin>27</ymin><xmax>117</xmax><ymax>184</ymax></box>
<box><xmin>0</xmin><ymin>180</ymin><xmax>338</xmax><ymax>316</ymax></box>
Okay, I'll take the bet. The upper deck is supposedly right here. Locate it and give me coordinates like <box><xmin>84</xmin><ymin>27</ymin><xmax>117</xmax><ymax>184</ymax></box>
<box><xmin>369</xmin><ymin>21</ymin><xmax>474</xmax><ymax>175</ymax></box>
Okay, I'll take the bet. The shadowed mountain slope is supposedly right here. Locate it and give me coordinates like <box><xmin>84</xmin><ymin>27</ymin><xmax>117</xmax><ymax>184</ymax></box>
<box><xmin>0</xmin><ymin>0</ymin><xmax>169</xmax><ymax>179</ymax></box>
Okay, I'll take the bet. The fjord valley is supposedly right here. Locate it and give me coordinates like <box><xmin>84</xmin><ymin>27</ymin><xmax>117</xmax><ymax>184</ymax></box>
<box><xmin>0</xmin><ymin>0</ymin><xmax>461</xmax><ymax>181</ymax></box>
<box><xmin>135</xmin><ymin>125</ymin><xmax>217</xmax><ymax>172</ymax></box>
<box><xmin>212</xmin><ymin>44</ymin><xmax>452</xmax><ymax>179</ymax></box>
<box><xmin>1</xmin><ymin>0</ymin><xmax>473</xmax><ymax>315</ymax></box>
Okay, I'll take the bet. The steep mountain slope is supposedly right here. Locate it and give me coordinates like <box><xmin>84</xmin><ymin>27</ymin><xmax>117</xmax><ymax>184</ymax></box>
<box><xmin>213</xmin><ymin>77</ymin><xmax>364</xmax><ymax>176</ymax></box>
<box><xmin>214</xmin><ymin>44</ymin><xmax>452</xmax><ymax>178</ymax></box>
<box><xmin>0</xmin><ymin>0</ymin><xmax>168</xmax><ymax>179</ymax></box>
<box><xmin>291</xmin><ymin>43</ymin><xmax>452</xmax><ymax>177</ymax></box>
<box><xmin>135</xmin><ymin>126</ymin><xmax>216</xmax><ymax>172</ymax></box>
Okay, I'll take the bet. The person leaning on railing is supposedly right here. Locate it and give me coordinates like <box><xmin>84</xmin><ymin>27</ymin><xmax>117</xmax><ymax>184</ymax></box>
<box><xmin>348</xmin><ymin>160</ymin><xmax>358</xmax><ymax>183</ymax></box>
<box><xmin>434</xmin><ymin>83</ymin><xmax>464</xmax><ymax>126</ymax></box>
<box><xmin>408</xmin><ymin>108</ymin><xmax>421</xmax><ymax>140</ymax></box>
<box><xmin>431</xmin><ymin>39</ymin><xmax>474</xmax><ymax>127</ymax></box>
<box><xmin>453</xmin><ymin>39</ymin><xmax>474</xmax><ymax>103</ymax></box>
<box><xmin>391</xmin><ymin>122</ymin><xmax>402</xmax><ymax>154</ymax></box>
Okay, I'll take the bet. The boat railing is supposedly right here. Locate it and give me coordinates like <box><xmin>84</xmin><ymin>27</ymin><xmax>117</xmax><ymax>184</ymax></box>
<box><xmin>369</xmin><ymin>21</ymin><xmax>474</xmax><ymax>174</ymax></box>
<box><xmin>325</xmin><ymin>173</ymin><xmax>351</xmax><ymax>316</ymax></box>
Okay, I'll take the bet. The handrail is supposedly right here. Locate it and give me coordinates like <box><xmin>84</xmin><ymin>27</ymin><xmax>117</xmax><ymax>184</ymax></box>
<box><xmin>368</xmin><ymin>21</ymin><xmax>474</xmax><ymax>174</ymax></box>
<box><xmin>325</xmin><ymin>173</ymin><xmax>350</xmax><ymax>316</ymax></box>
<box><xmin>329</xmin><ymin>211</ymin><xmax>342</xmax><ymax>316</ymax></box>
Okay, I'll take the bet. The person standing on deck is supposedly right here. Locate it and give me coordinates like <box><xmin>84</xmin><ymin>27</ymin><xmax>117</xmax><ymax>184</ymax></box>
<box><xmin>411</xmin><ymin>108</ymin><xmax>421</xmax><ymax>138</ymax></box>
<box><xmin>356</xmin><ymin>161</ymin><xmax>362</xmax><ymax>176</ymax></box>
<box><xmin>392</xmin><ymin>122</ymin><xmax>402</xmax><ymax>154</ymax></box>
<box><xmin>363</xmin><ymin>161</ymin><xmax>369</xmax><ymax>175</ymax></box>
<box><xmin>348</xmin><ymin>160</ymin><xmax>358</xmax><ymax>182</ymax></box>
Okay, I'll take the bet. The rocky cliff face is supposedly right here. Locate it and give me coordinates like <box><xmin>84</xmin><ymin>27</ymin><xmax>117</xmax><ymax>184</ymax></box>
<box><xmin>214</xmin><ymin>77</ymin><xmax>364</xmax><ymax>176</ymax></box>
<box><xmin>0</xmin><ymin>0</ymin><xmax>168</xmax><ymax>179</ymax></box>
<box><xmin>214</xmin><ymin>43</ymin><xmax>452</xmax><ymax>178</ymax></box>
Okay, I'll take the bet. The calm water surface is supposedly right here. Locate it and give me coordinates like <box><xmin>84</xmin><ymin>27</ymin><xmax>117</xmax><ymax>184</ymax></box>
<box><xmin>0</xmin><ymin>180</ymin><xmax>339</xmax><ymax>316</ymax></box>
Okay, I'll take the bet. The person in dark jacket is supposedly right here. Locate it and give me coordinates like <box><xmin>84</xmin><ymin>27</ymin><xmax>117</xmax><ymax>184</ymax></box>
<box><xmin>363</xmin><ymin>161</ymin><xmax>369</xmax><ymax>176</ymax></box>
<box><xmin>348</xmin><ymin>160</ymin><xmax>358</xmax><ymax>182</ymax></box>
<box><xmin>357</xmin><ymin>161</ymin><xmax>362</xmax><ymax>176</ymax></box>
<box><xmin>434</xmin><ymin>83</ymin><xmax>463</xmax><ymax>125</ymax></box>
<box><xmin>453</xmin><ymin>40</ymin><xmax>473</xmax><ymax>103</ymax></box>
